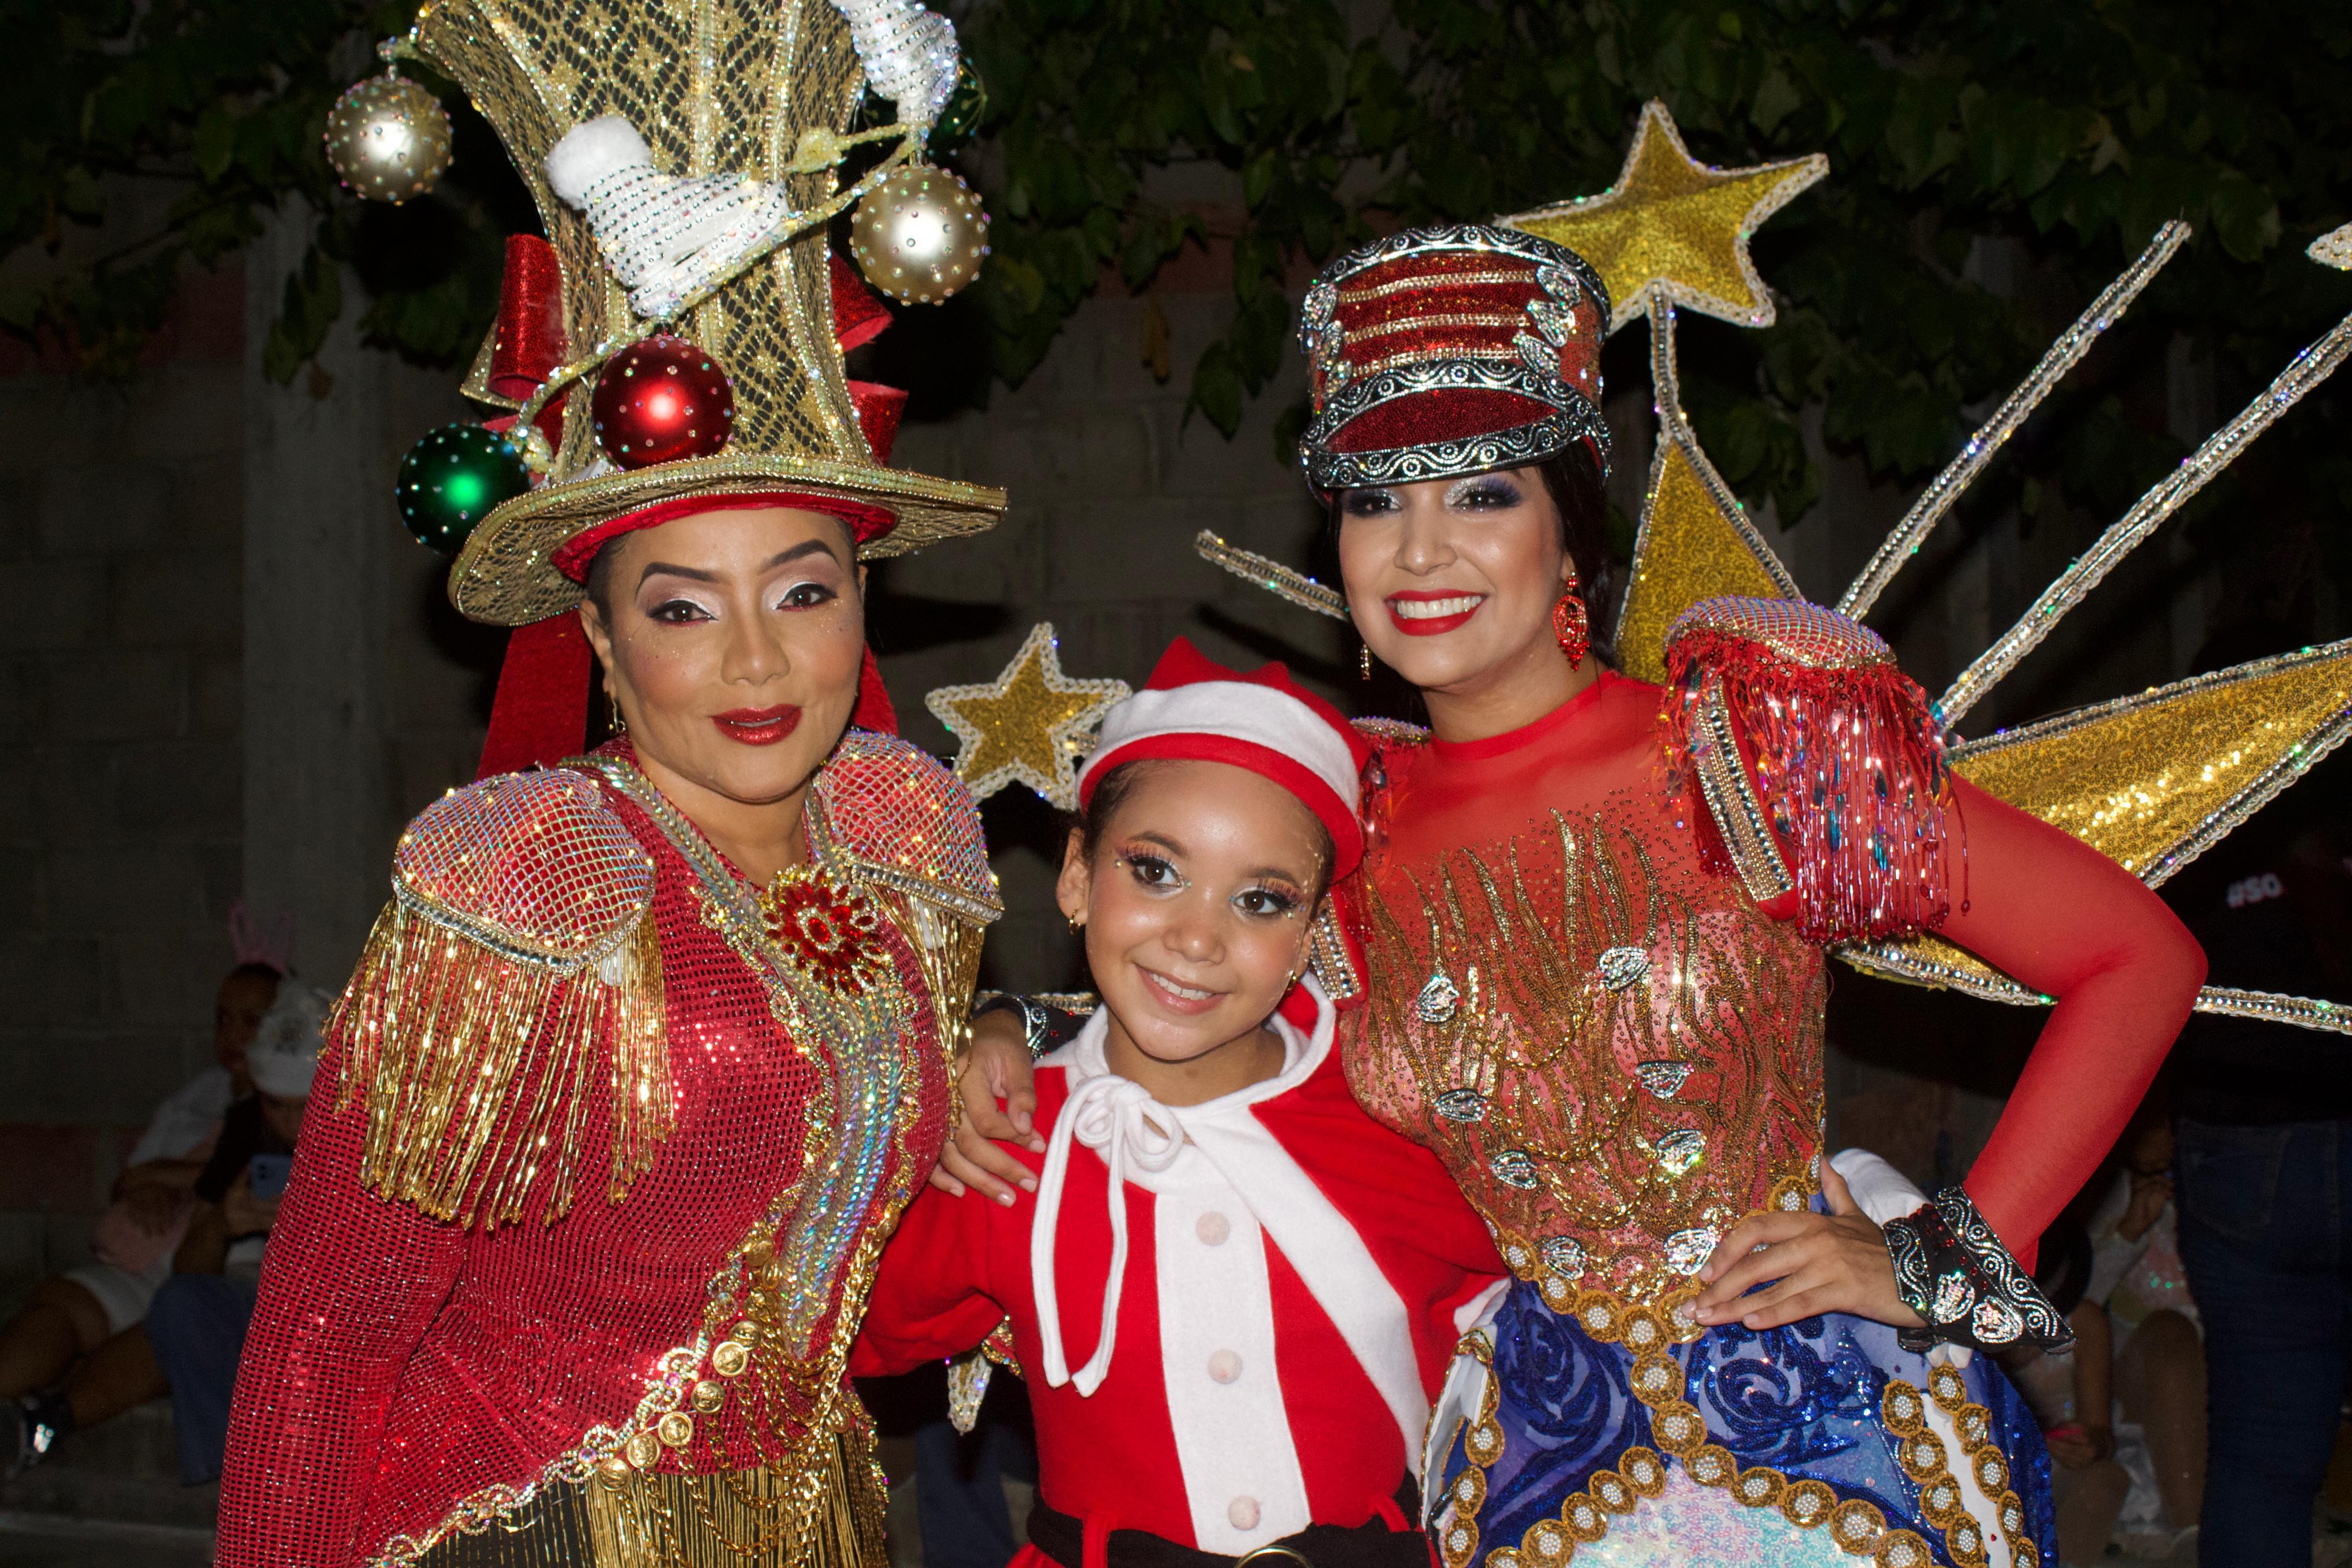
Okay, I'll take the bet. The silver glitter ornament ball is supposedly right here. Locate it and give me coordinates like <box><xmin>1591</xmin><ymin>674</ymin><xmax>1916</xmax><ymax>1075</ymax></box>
<box><xmin>324</xmin><ymin>75</ymin><xmax>453</xmax><ymax>204</ymax></box>
<box><xmin>850</xmin><ymin>166</ymin><xmax>989</xmax><ymax>305</ymax></box>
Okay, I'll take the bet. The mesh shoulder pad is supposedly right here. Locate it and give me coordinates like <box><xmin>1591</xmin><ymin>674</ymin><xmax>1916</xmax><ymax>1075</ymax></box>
<box><xmin>392</xmin><ymin>768</ymin><xmax>655</xmax><ymax>971</ymax></box>
<box><xmin>819</xmin><ymin>731</ymin><xmax>1003</xmax><ymax>925</ymax></box>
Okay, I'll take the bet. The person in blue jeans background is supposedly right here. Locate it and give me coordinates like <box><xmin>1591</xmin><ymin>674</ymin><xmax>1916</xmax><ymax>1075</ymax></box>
<box><xmin>2164</xmin><ymin>623</ymin><xmax>2352</xmax><ymax>1567</ymax></box>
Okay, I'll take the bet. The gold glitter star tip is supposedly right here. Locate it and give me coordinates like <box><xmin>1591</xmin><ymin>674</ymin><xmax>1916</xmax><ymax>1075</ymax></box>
<box><xmin>2310</xmin><ymin>221</ymin><xmax>2352</xmax><ymax>271</ymax></box>
<box><xmin>1505</xmin><ymin>99</ymin><xmax>1827</xmax><ymax>336</ymax></box>
<box><xmin>925</xmin><ymin>622</ymin><xmax>1130</xmax><ymax>809</ymax></box>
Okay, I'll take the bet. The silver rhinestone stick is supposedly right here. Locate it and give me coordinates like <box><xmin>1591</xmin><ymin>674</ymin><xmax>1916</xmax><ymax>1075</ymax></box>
<box><xmin>1840</xmin><ymin>942</ymin><xmax>2351</xmax><ymax>1038</ymax></box>
<box><xmin>1839</xmin><ymin>220</ymin><xmax>2192</xmax><ymax>622</ymax></box>
<box><xmin>1194</xmin><ymin>530</ymin><xmax>1348</xmax><ymax>621</ymax></box>
<box><xmin>1940</xmin><ymin>306</ymin><xmax>2352</xmax><ymax>724</ymax></box>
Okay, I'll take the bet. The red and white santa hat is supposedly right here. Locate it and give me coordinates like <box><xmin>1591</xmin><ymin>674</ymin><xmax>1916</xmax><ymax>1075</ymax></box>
<box><xmin>1076</xmin><ymin>638</ymin><xmax>1373</xmax><ymax>878</ymax></box>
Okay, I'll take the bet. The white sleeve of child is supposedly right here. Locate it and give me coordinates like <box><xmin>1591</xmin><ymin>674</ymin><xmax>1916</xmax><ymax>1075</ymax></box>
<box><xmin>1829</xmin><ymin>1147</ymin><xmax>1929</xmax><ymax>1226</ymax></box>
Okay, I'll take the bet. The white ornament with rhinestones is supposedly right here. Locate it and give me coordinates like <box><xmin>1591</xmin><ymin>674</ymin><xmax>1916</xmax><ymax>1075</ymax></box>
<box><xmin>829</xmin><ymin>0</ymin><xmax>959</xmax><ymax>127</ymax></box>
<box><xmin>546</xmin><ymin>116</ymin><xmax>801</xmax><ymax>323</ymax></box>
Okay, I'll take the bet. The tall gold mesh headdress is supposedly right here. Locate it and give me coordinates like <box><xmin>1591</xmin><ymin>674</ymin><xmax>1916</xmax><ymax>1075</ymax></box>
<box><xmin>409</xmin><ymin>0</ymin><xmax>1003</xmax><ymax>629</ymax></box>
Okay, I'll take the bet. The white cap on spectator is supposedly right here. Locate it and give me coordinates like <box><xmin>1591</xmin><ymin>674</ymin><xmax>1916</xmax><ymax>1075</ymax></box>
<box><xmin>249</xmin><ymin>984</ymin><xmax>333</xmax><ymax>1099</ymax></box>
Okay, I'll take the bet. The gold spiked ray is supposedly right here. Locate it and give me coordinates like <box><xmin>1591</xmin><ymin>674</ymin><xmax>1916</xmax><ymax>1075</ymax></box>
<box><xmin>1845</xmin><ymin>639</ymin><xmax>2352</xmax><ymax>1034</ymax></box>
<box><xmin>1609</xmin><ymin>301</ymin><xmax>1801</xmax><ymax>683</ymax></box>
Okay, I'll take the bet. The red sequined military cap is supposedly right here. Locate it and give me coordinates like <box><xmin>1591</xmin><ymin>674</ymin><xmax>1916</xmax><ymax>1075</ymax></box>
<box><xmin>1297</xmin><ymin>224</ymin><xmax>1611</xmax><ymax>492</ymax></box>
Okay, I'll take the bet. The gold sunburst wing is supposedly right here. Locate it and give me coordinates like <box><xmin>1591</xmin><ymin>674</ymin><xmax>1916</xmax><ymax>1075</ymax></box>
<box><xmin>1844</xmin><ymin>638</ymin><xmax>2352</xmax><ymax>1034</ymax></box>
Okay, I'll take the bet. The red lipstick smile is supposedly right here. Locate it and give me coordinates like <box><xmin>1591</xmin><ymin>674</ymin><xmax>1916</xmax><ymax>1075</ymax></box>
<box><xmin>712</xmin><ymin>705</ymin><xmax>802</xmax><ymax>746</ymax></box>
<box><xmin>1386</xmin><ymin>588</ymin><xmax>1487</xmax><ymax>636</ymax></box>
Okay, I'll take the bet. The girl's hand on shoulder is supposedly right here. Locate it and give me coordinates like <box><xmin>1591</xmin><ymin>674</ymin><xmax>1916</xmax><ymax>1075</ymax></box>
<box><xmin>1689</xmin><ymin>1161</ymin><xmax>1927</xmax><ymax>1332</ymax></box>
<box><xmin>928</xmin><ymin>1008</ymin><xmax>1046</xmax><ymax>1205</ymax></box>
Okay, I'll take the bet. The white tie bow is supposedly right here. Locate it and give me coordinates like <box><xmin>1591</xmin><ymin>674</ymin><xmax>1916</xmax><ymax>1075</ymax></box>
<box><xmin>1031</xmin><ymin>1072</ymin><xmax>1190</xmax><ymax>1396</ymax></box>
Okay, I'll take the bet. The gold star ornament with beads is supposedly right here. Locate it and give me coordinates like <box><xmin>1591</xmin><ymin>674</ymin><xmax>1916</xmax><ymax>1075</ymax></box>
<box><xmin>925</xmin><ymin>622</ymin><xmax>1130</xmax><ymax>809</ymax></box>
<box><xmin>1506</xmin><ymin>99</ymin><xmax>1828</xmax><ymax>336</ymax></box>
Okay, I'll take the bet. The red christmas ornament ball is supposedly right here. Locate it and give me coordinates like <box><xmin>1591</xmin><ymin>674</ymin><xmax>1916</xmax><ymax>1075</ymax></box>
<box><xmin>590</xmin><ymin>335</ymin><xmax>736</xmax><ymax>469</ymax></box>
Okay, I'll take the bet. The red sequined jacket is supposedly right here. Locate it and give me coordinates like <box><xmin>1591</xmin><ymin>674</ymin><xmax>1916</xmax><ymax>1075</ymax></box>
<box><xmin>218</xmin><ymin>735</ymin><xmax>997</xmax><ymax>1568</ymax></box>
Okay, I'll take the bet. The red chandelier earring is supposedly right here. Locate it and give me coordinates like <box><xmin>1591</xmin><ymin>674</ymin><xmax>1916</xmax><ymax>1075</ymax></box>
<box><xmin>1552</xmin><ymin>571</ymin><xmax>1590</xmax><ymax>669</ymax></box>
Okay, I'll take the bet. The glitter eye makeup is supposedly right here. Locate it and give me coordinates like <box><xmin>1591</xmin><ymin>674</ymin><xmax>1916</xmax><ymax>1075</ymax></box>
<box><xmin>1443</xmin><ymin>474</ymin><xmax>1524</xmax><ymax>510</ymax></box>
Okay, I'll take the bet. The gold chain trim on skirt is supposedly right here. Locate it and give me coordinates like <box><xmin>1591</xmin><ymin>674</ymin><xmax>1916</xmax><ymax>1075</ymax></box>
<box><xmin>1430</xmin><ymin>1294</ymin><xmax>2043</xmax><ymax>1568</ymax></box>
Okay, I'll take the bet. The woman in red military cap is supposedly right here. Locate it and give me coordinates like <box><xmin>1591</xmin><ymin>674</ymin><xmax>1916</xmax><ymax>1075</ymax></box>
<box><xmin>950</xmin><ymin>225</ymin><xmax>2208</xmax><ymax>1568</ymax></box>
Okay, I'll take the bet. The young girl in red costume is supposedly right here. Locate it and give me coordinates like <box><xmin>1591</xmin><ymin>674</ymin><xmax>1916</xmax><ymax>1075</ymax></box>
<box><xmin>856</xmin><ymin>639</ymin><xmax>1504</xmax><ymax>1568</ymax></box>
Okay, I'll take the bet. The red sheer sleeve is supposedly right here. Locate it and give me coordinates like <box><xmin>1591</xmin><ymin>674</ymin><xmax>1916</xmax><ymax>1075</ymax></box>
<box><xmin>850</xmin><ymin>1181</ymin><xmax>1008</xmax><ymax>1378</ymax></box>
<box><xmin>1934</xmin><ymin>777</ymin><xmax>2206</xmax><ymax>1266</ymax></box>
<box><xmin>216</xmin><ymin>1061</ymin><xmax>466</xmax><ymax>1568</ymax></box>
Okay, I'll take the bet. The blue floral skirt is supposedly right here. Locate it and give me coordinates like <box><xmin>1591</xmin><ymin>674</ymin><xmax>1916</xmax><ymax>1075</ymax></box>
<box><xmin>1427</xmin><ymin>1277</ymin><xmax>2054</xmax><ymax>1568</ymax></box>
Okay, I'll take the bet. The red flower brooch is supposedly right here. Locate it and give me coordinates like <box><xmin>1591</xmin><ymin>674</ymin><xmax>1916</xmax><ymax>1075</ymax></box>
<box><xmin>758</xmin><ymin>868</ymin><xmax>887</xmax><ymax>997</ymax></box>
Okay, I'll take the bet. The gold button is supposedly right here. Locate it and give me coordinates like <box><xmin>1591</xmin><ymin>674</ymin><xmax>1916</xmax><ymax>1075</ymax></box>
<box><xmin>658</xmin><ymin>1411</ymin><xmax>694</xmax><ymax>1448</ymax></box>
<box><xmin>732</xmin><ymin>1319</ymin><xmax>763</xmax><ymax>1344</ymax></box>
<box><xmin>744</xmin><ymin>1240</ymin><xmax>776</xmax><ymax>1270</ymax></box>
<box><xmin>691</xmin><ymin>1379</ymin><xmax>725</xmax><ymax>1413</ymax></box>
<box><xmin>712</xmin><ymin>1340</ymin><xmax>750</xmax><ymax>1378</ymax></box>
<box><xmin>625</xmin><ymin>1431</ymin><xmax>662</xmax><ymax>1470</ymax></box>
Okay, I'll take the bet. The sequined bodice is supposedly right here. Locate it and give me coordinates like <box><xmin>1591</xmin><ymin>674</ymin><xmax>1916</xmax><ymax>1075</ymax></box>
<box><xmin>1341</xmin><ymin>675</ymin><xmax>1826</xmax><ymax>1314</ymax></box>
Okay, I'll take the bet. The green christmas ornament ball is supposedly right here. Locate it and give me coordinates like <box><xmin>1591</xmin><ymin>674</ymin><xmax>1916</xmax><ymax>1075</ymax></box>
<box><xmin>929</xmin><ymin>62</ymin><xmax>988</xmax><ymax>154</ymax></box>
<box><xmin>396</xmin><ymin>425</ymin><xmax>530</xmax><ymax>553</ymax></box>
<box><xmin>325</xmin><ymin>73</ymin><xmax>453</xmax><ymax>203</ymax></box>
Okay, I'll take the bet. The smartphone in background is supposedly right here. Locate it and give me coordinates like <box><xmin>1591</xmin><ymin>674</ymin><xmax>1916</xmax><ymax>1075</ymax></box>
<box><xmin>248</xmin><ymin>1153</ymin><xmax>293</xmax><ymax>1202</ymax></box>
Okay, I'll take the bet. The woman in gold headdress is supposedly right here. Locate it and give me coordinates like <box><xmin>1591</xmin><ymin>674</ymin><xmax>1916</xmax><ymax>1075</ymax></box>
<box><xmin>217</xmin><ymin>0</ymin><xmax>1007</xmax><ymax>1562</ymax></box>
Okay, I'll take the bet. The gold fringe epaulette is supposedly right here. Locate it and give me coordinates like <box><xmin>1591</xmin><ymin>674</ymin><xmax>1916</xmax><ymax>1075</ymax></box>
<box><xmin>334</xmin><ymin>769</ymin><xmax>671</xmax><ymax>1228</ymax></box>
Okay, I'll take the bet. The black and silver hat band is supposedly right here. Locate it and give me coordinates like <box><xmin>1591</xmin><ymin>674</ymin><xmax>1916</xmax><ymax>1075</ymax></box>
<box><xmin>1299</xmin><ymin>359</ymin><xmax>1612</xmax><ymax>492</ymax></box>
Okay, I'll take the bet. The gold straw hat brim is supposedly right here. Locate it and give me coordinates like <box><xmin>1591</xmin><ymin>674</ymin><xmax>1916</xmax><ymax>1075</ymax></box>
<box><xmin>448</xmin><ymin>453</ymin><xmax>1007</xmax><ymax>626</ymax></box>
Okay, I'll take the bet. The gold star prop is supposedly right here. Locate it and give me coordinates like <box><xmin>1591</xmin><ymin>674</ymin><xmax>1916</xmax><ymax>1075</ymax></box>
<box><xmin>925</xmin><ymin>622</ymin><xmax>1130</xmax><ymax>809</ymax></box>
<box><xmin>1506</xmin><ymin>99</ymin><xmax>1827</xmax><ymax>336</ymax></box>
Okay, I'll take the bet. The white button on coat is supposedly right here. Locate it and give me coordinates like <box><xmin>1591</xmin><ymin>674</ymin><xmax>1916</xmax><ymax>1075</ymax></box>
<box><xmin>1207</xmin><ymin>1349</ymin><xmax>1243</xmax><ymax>1384</ymax></box>
<box><xmin>1196</xmin><ymin>1211</ymin><xmax>1231</xmax><ymax>1246</ymax></box>
<box><xmin>1229</xmin><ymin>1498</ymin><xmax>1261</xmax><ymax>1531</ymax></box>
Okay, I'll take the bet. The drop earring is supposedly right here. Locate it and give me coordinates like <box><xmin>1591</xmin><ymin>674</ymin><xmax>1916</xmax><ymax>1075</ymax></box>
<box><xmin>607</xmin><ymin>690</ymin><xmax>628</xmax><ymax>735</ymax></box>
<box><xmin>1066</xmin><ymin>914</ymin><xmax>1084</xmax><ymax>934</ymax></box>
<box><xmin>1359</xmin><ymin>641</ymin><xmax>1373</xmax><ymax>681</ymax></box>
<box><xmin>1552</xmin><ymin>569</ymin><xmax>1590</xmax><ymax>669</ymax></box>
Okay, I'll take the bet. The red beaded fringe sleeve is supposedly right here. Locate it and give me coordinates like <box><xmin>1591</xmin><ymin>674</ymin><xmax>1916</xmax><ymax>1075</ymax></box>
<box><xmin>1663</xmin><ymin>597</ymin><xmax>1953</xmax><ymax>945</ymax></box>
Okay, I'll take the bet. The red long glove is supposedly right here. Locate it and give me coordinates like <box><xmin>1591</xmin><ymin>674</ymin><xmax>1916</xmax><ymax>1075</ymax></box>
<box><xmin>1935</xmin><ymin>777</ymin><xmax>2206</xmax><ymax>1267</ymax></box>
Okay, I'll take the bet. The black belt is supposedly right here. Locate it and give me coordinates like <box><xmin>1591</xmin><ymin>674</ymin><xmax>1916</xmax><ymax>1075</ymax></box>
<box><xmin>1027</xmin><ymin>1481</ymin><xmax>1425</xmax><ymax>1568</ymax></box>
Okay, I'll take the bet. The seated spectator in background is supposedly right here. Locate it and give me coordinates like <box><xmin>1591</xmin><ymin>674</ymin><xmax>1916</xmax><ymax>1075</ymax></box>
<box><xmin>2085</xmin><ymin>1101</ymin><xmax>2204</xmax><ymax>1553</ymax></box>
<box><xmin>2</xmin><ymin>957</ymin><xmax>281</xmax><ymax>1474</ymax></box>
<box><xmin>5</xmin><ymin>984</ymin><xmax>326</xmax><ymax>1484</ymax></box>
<box><xmin>2002</xmin><ymin>1213</ymin><xmax>2132</xmax><ymax>1567</ymax></box>
<box><xmin>2008</xmin><ymin>1100</ymin><xmax>2207</xmax><ymax>1566</ymax></box>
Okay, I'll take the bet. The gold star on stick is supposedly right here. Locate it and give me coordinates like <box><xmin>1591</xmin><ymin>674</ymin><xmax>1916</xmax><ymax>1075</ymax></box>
<box><xmin>1506</xmin><ymin>99</ymin><xmax>1827</xmax><ymax>336</ymax></box>
<box><xmin>925</xmin><ymin>623</ymin><xmax>1130</xmax><ymax>809</ymax></box>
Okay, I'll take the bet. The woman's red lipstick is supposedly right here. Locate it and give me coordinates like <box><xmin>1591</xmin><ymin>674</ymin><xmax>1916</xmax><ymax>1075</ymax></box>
<box><xmin>1385</xmin><ymin>589</ymin><xmax>1487</xmax><ymax>637</ymax></box>
<box><xmin>712</xmin><ymin>705</ymin><xmax>802</xmax><ymax>746</ymax></box>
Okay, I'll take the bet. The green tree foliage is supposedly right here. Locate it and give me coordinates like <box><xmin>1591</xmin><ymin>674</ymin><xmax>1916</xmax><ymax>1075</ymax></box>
<box><xmin>6</xmin><ymin>0</ymin><xmax>2349</xmax><ymax>599</ymax></box>
<box><xmin>0</xmin><ymin>0</ymin><xmax>518</xmax><ymax>378</ymax></box>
